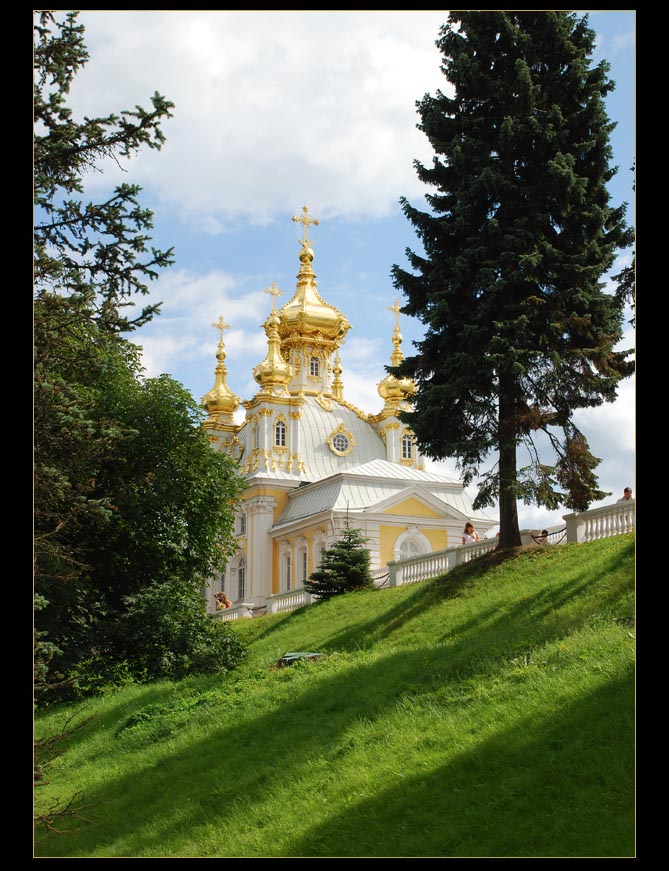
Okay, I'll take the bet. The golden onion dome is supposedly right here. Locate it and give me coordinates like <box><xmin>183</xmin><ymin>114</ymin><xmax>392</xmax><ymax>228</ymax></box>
<box><xmin>277</xmin><ymin>243</ymin><xmax>350</xmax><ymax>343</ymax></box>
<box><xmin>377</xmin><ymin>371</ymin><xmax>416</xmax><ymax>402</ymax></box>
<box><xmin>201</xmin><ymin>316</ymin><xmax>240</xmax><ymax>419</ymax></box>
<box><xmin>253</xmin><ymin>308</ymin><xmax>293</xmax><ymax>394</ymax></box>
<box><xmin>376</xmin><ymin>298</ymin><xmax>416</xmax><ymax>412</ymax></box>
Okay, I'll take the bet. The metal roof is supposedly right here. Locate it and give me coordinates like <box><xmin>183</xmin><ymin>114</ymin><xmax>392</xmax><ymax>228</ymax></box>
<box><xmin>274</xmin><ymin>462</ymin><xmax>482</xmax><ymax>526</ymax></box>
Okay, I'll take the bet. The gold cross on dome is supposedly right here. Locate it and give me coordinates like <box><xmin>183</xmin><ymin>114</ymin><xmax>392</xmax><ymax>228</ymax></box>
<box><xmin>264</xmin><ymin>281</ymin><xmax>284</xmax><ymax>312</ymax></box>
<box><xmin>212</xmin><ymin>316</ymin><xmax>231</xmax><ymax>343</ymax></box>
<box><xmin>388</xmin><ymin>299</ymin><xmax>401</xmax><ymax>329</ymax></box>
<box><xmin>292</xmin><ymin>204</ymin><xmax>319</xmax><ymax>246</ymax></box>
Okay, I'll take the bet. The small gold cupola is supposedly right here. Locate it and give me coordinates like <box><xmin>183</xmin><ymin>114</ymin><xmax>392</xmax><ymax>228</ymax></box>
<box><xmin>277</xmin><ymin>206</ymin><xmax>350</xmax><ymax>345</ymax></box>
<box><xmin>377</xmin><ymin>299</ymin><xmax>416</xmax><ymax>415</ymax></box>
<box><xmin>201</xmin><ymin>316</ymin><xmax>240</xmax><ymax>427</ymax></box>
<box><xmin>253</xmin><ymin>282</ymin><xmax>294</xmax><ymax>395</ymax></box>
<box><xmin>332</xmin><ymin>350</ymin><xmax>344</xmax><ymax>401</ymax></box>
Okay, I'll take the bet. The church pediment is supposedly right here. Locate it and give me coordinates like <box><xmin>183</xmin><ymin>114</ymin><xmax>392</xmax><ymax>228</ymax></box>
<box><xmin>364</xmin><ymin>485</ymin><xmax>469</xmax><ymax>521</ymax></box>
<box><xmin>381</xmin><ymin>496</ymin><xmax>442</xmax><ymax>518</ymax></box>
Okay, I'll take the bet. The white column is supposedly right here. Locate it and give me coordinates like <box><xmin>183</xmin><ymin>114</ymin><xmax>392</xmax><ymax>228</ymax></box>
<box><xmin>259</xmin><ymin>408</ymin><xmax>273</xmax><ymax>473</ymax></box>
<box><xmin>385</xmin><ymin>421</ymin><xmax>399</xmax><ymax>463</ymax></box>
<box><xmin>246</xmin><ymin>495</ymin><xmax>276</xmax><ymax>600</ymax></box>
<box><xmin>289</xmin><ymin>409</ymin><xmax>301</xmax><ymax>474</ymax></box>
<box><xmin>563</xmin><ymin>511</ymin><xmax>586</xmax><ymax>543</ymax></box>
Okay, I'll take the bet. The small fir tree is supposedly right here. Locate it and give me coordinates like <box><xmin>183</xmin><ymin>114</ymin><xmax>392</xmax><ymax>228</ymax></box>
<box><xmin>304</xmin><ymin>519</ymin><xmax>374</xmax><ymax>601</ymax></box>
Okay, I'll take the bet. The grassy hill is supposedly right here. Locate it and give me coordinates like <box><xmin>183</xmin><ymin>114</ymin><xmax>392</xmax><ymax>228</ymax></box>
<box><xmin>34</xmin><ymin>534</ymin><xmax>635</xmax><ymax>858</ymax></box>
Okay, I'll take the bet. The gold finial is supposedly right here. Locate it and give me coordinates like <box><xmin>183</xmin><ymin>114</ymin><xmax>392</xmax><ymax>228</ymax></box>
<box><xmin>212</xmin><ymin>316</ymin><xmax>231</xmax><ymax>344</ymax></box>
<box><xmin>388</xmin><ymin>299</ymin><xmax>404</xmax><ymax>368</ymax></box>
<box><xmin>292</xmin><ymin>204</ymin><xmax>319</xmax><ymax>247</ymax></box>
<box><xmin>388</xmin><ymin>299</ymin><xmax>401</xmax><ymax>329</ymax></box>
<box><xmin>264</xmin><ymin>281</ymin><xmax>284</xmax><ymax>313</ymax></box>
<box><xmin>376</xmin><ymin>298</ymin><xmax>416</xmax><ymax>413</ymax></box>
<box><xmin>332</xmin><ymin>349</ymin><xmax>344</xmax><ymax>401</ymax></box>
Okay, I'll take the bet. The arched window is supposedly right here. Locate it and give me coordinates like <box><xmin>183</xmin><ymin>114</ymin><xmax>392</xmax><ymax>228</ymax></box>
<box><xmin>275</xmin><ymin>419</ymin><xmax>287</xmax><ymax>447</ymax></box>
<box><xmin>310</xmin><ymin>356</ymin><xmax>320</xmax><ymax>377</ymax></box>
<box><xmin>399</xmin><ymin>539</ymin><xmax>420</xmax><ymax>559</ymax></box>
<box><xmin>296</xmin><ymin>538</ymin><xmax>308</xmax><ymax>587</ymax></box>
<box><xmin>252</xmin><ymin>425</ymin><xmax>259</xmax><ymax>450</ymax></box>
<box><xmin>401</xmin><ymin>432</ymin><xmax>413</xmax><ymax>459</ymax></box>
<box><xmin>237</xmin><ymin>555</ymin><xmax>246</xmax><ymax>600</ymax></box>
<box><xmin>231</xmin><ymin>554</ymin><xmax>246</xmax><ymax>601</ymax></box>
<box><xmin>279</xmin><ymin>540</ymin><xmax>292</xmax><ymax>591</ymax></box>
<box><xmin>394</xmin><ymin>526</ymin><xmax>431</xmax><ymax>562</ymax></box>
<box><xmin>313</xmin><ymin>530</ymin><xmax>327</xmax><ymax>571</ymax></box>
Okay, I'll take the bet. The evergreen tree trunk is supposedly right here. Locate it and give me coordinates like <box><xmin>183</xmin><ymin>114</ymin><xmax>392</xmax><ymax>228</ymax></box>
<box><xmin>498</xmin><ymin>374</ymin><xmax>521</xmax><ymax>548</ymax></box>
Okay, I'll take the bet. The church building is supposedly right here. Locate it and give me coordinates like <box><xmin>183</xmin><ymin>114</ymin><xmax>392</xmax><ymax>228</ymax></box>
<box><xmin>200</xmin><ymin>208</ymin><xmax>494</xmax><ymax>611</ymax></box>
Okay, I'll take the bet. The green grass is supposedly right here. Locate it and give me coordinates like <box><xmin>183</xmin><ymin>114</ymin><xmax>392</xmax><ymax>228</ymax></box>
<box><xmin>34</xmin><ymin>535</ymin><xmax>635</xmax><ymax>858</ymax></box>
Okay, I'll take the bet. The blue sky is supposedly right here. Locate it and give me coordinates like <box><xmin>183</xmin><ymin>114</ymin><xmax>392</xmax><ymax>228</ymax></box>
<box><xmin>65</xmin><ymin>10</ymin><xmax>635</xmax><ymax>532</ymax></box>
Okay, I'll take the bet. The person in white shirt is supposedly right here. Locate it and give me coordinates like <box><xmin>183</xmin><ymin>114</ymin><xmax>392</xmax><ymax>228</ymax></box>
<box><xmin>462</xmin><ymin>522</ymin><xmax>480</xmax><ymax>544</ymax></box>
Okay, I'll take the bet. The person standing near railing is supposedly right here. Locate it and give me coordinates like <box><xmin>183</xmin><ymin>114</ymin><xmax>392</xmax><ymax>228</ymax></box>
<box><xmin>462</xmin><ymin>522</ymin><xmax>480</xmax><ymax>544</ymax></box>
<box><xmin>215</xmin><ymin>591</ymin><xmax>231</xmax><ymax>610</ymax></box>
<box><xmin>617</xmin><ymin>487</ymin><xmax>633</xmax><ymax>502</ymax></box>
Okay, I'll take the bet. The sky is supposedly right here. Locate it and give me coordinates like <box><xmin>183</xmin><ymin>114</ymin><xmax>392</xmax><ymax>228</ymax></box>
<box><xmin>61</xmin><ymin>10</ymin><xmax>636</xmax><ymax>533</ymax></box>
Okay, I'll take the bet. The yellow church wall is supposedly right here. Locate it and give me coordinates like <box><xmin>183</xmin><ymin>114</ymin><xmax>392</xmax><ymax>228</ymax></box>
<box><xmin>381</xmin><ymin>497</ymin><xmax>441</xmax><ymax>518</ymax></box>
<box><xmin>240</xmin><ymin>485</ymin><xmax>290</xmax><ymax>523</ymax></box>
<box><xmin>424</xmin><ymin>528</ymin><xmax>448</xmax><ymax>552</ymax></box>
<box><xmin>270</xmin><ymin>523</ymin><xmax>329</xmax><ymax>594</ymax></box>
<box><xmin>379</xmin><ymin>526</ymin><xmax>398</xmax><ymax>564</ymax></box>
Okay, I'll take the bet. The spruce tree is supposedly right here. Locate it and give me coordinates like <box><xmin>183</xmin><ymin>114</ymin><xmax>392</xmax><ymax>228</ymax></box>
<box><xmin>304</xmin><ymin>519</ymin><xmax>374</xmax><ymax>601</ymax></box>
<box><xmin>392</xmin><ymin>12</ymin><xmax>633</xmax><ymax>547</ymax></box>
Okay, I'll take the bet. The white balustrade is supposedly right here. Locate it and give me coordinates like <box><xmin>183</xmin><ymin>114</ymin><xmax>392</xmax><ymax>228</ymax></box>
<box><xmin>211</xmin><ymin>604</ymin><xmax>254</xmax><ymax>622</ymax></box>
<box><xmin>564</xmin><ymin>499</ymin><xmax>635</xmax><ymax>543</ymax></box>
<box><xmin>455</xmin><ymin>538</ymin><xmax>498</xmax><ymax>564</ymax></box>
<box><xmin>388</xmin><ymin>547</ymin><xmax>455</xmax><ymax>587</ymax></box>
<box><xmin>266</xmin><ymin>588</ymin><xmax>313</xmax><ymax>614</ymax></box>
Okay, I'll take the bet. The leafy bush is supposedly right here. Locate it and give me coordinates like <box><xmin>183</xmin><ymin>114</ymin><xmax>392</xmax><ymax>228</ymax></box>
<box><xmin>74</xmin><ymin>583</ymin><xmax>247</xmax><ymax>693</ymax></box>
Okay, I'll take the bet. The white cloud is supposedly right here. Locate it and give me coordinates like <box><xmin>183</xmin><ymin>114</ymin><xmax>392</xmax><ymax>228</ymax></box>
<box><xmin>574</xmin><ymin>377</ymin><xmax>635</xmax><ymax>456</ymax></box>
<box><xmin>143</xmin><ymin>268</ymin><xmax>273</xmax><ymax>332</ymax></box>
<box><xmin>133</xmin><ymin>333</ymin><xmax>199</xmax><ymax>379</ymax></box>
<box><xmin>612</xmin><ymin>30</ymin><xmax>635</xmax><ymax>56</ymax></box>
<box><xmin>71</xmin><ymin>11</ymin><xmax>448</xmax><ymax>224</ymax></box>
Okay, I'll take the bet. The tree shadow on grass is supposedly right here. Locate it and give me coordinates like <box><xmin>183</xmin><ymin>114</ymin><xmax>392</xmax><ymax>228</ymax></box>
<box><xmin>35</xmin><ymin>609</ymin><xmax>634</xmax><ymax>858</ymax></box>
<box><xmin>34</xmin><ymin>680</ymin><xmax>188</xmax><ymax>756</ymax></box>
<box><xmin>288</xmin><ymin>673</ymin><xmax>635</xmax><ymax>858</ymax></box>
<box><xmin>34</xmin><ymin>538</ymin><xmax>635</xmax><ymax>856</ymax></box>
<box><xmin>286</xmin><ymin>566</ymin><xmax>483</xmax><ymax>656</ymax></box>
<box><xmin>238</xmin><ymin>538</ymin><xmax>633</xmax><ymax>664</ymax></box>
<box><xmin>315</xmin><ymin>545</ymin><xmax>633</xmax><ymax>664</ymax></box>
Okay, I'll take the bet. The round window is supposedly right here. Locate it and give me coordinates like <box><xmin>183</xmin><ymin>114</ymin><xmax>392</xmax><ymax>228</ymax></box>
<box><xmin>332</xmin><ymin>433</ymin><xmax>350</xmax><ymax>454</ymax></box>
